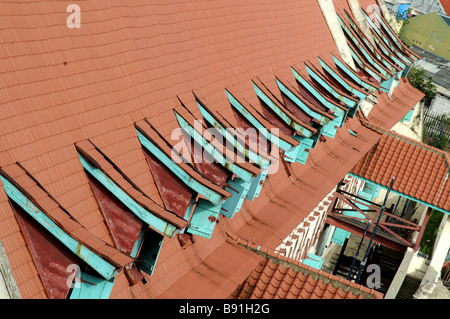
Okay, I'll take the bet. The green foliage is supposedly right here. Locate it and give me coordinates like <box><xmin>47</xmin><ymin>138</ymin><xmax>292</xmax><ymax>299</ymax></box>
<box><xmin>407</xmin><ymin>65</ymin><xmax>437</xmax><ymax>100</ymax></box>
<box><xmin>419</xmin><ymin>210</ymin><xmax>444</xmax><ymax>257</ymax></box>
<box><xmin>397</xmin><ymin>11</ymin><xmax>411</xmax><ymax>40</ymax></box>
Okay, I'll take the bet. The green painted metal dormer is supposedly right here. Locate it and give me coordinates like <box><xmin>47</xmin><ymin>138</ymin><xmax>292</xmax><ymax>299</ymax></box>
<box><xmin>344</xmin><ymin>10</ymin><xmax>407</xmax><ymax>72</ymax></box>
<box><xmin>343</xmin><ymin>11</ymin><xmax>402</xmax><ymax>75</ymax></box>
<box><xmin>225</xmin><ymin>87</ymin><xmax>301</xmax><ymax>159</ymax></box>
<box><xmin>0</xmin><ymin>163</ymin><xmax>135</xmax><ymax>299</ymax></box>
<box><xmin>317</xmin><ymin>56</ymin><xmax>368</xmax><ymax>101</ymax></box>
<box><xmin>331</xmin><ymin>54</ymin><xmax>379</xmax><ymax>94</ymax></box>
<box><xmin>0</xmin><ymin>170</ymin><xmax>131</xmax><ymax>282</ymax></box>
<box><xmin>77</xmin><ymin>150</ymin><xmax>181</xmax><ymax>238</ymax></box>
<box><xmin>135</xmin><ymin>119</ymin><xmax>232</xmax><ymax>239</ymax></box>
<box><xmin>303</xmin><ymin>64</ymin><xmax>358</xmax><ymax>113</ymax></box>
<box><xmin>362</xmin><ymin>9</ymin><xmax>414</xmax><ymax>68</ymax></box>
<box><xmin>291</xmin><ymin>66</ymin><xmax>348</xmax><ymax>130</ymax></box>
<box><xmin>252</xmin><ymin>78</ymin><xmax>316</xmax><ymax>164</ymax></box>
<box><xmin>275</xmin><ymin>76</ymin><xmax>338</xmax><ymax>139</ymax></box>
<box><xmin>174</xmin><ymin>107</ymin><xmax>259</xmax><ymax>219</ymax></box>
<box><xmin>337</xmin><ymin>14</ymin><xmax>393</xmax><ymax>83</ymax></box>
<box><xmin>195</xmin><ymin>96</ymin><xmax>271</xmax><ymax>202</ymax></box>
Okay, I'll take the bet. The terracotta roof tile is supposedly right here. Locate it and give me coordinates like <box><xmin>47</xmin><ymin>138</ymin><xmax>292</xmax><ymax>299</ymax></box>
<box><xmin>351</xmin><ymin>128</ymin><xmax>450</xmax><ymax>211</ymax></box>
<box><xmin>229</xmin><ymin>244</ymin><xmax>383</xmax><ymax>300</ymax></box>
<box><xmin>0</xmin><ymin>0</ymin><xmax>421</xmax><ymax>299</ymax></box>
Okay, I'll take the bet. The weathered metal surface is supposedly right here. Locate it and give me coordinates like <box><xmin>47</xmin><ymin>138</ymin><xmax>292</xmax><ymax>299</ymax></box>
<box><xmin>338</xmin><ymin>14</ymin><xmax>392</xmax><ymax>79</ymax></box>
<box><xmin>12</xmin><ymin>201</ymin><xmax>78</xmax><ymax>299</ymax></box>
<box><xmin>362</xmin><ymin>9</ymin><xmax>415</xmax><ymax>66</ymax></box>
<box><xmin>187</xmin><ymin>198</ymin><xmax>221</xmax><ymax>239</ymax></box>
<box><xmin>174</xmin><ymin>111</ymin><xmax>250</xmax><ymax>183</ymax></box>
<box><xmin>136</xmin><ymin>129</ymin><xmax>227</xmax><ymax>206</ymax></box>
<box><xmin>345</xmin><ymin>12</ymin><xmax>400</xmax><ymax>74</ymax></box>
<box><xmin>143</xmin><ymin>149</ymin><xmax>195</xmax><ymax>219</ymax></box>
<box><xmin>221</xmin><ymin>179</ymin><xmax>251</xmax><ymax>218</ymax></box>
<box><xmin>88</xmin><ymin>176</ymin><xmax>144</xmax><ymax>255</ymax></box>
<box><xmin>69</xmin><ymin>272</ymin><xmax>115</xmax><ymax>299</ymax></box>
<box><xmin>252</xmin><ymin>80</ymin><xmax>315</xmax><ymax>138</ymax></box>
<box><xmin>190</xmin><ymin>139</ymin><xmax>231</xmax><ymax>187</ymax></box>
<box><xmin>1</xmin><ymin>175</ymin><xmax>119</xmax><ymax>281</ymax></box>
<box><xmin>317</xmin><ymin>56</ymin><xmax>368</xmax><ymax>100</ymax></box>
<box><xmin>280</xmin><ymin>91</ymin><xmax>314</xmax><ymax>125</ymax></box>
<box><xmin>332</xmin><ymin>54</ymin><xmax>379</xmax><ymax>93</ymax></box>
<box><xmin>369</xmin><ymin>28</ymin><xmax>407</xmax><ymax>70</ymax></box>
<box><xmin>79</xmin><ymin>153</ymin><xmax>178</xmax><ymax>237</ymax></box>
<box><xmin>277</xmin><ymin>77</ymin><xmax>342</xmax><ymax>138</ymax></box>
<box><xmin>275</xmin><ymin>78</ymin><xmax>332</xmax><ymax>126</ymax></box>
<box><xmin>347</xmin><ymin>44</ymin><xmax>383</xmax><ymax>84</ymax></box>
<box><xmin>370</xmin><ymin>8</ymin><xmax>407</xmax><ymax>55</ymax></box>
<box><xmin>245</xmin><ymin>169</ymin><xmax>268</xmax><ymax>201</ymax></box>
<box><xmin>232</xmin><ymin>107</ymin><xmax>269</xmax><ymax>154</ymax></box>
<box><xmin>226</xmin><ymin>88</ymin><xmax>295</xmax><ymax>153</ymax></box>
<box><xmin>258</xmin><ymin>99</ymin><xmax>294</xmax><ymax>136</ymax></box>
<box><xmin>304</xmin><ymin>65</ymin><xmax>357</xmax><ymax>110</ymax></box>
<box><xmin>290</xmin><ymin>134</ymin><xmax>315</xmax><ymax>164</ymax></box>
<box><xmin>292</xmin><ymin>67</ymin><xmax>348</xmax><ymax>115</ymax></box>
<box><xmin>196</xmin><ymin>99</ymin><xmax>270</xmax><ymax>168</ymax></box>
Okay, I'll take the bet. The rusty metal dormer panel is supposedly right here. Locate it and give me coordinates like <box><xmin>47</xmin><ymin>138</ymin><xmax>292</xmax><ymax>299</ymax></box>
<box><xmin>134</xmin><ymin>119</ymin><xmax>233</xmax><ymax>238</ymax></box>
<box><xmin>76</xmin><ymin>139</ymin><xmax>188</xmax><ymax>238</ymax></box>
<box><xmin>0</xmin><ymin>163</ymin><xmax>134</xmax><ymax>298</ymax></box>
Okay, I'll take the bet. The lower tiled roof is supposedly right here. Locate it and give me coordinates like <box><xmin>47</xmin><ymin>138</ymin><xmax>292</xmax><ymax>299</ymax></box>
<box><xmin>228</xmin><ymin>240</ymin><xmax>383</xmax><ymax>299</ymax></box>
<box><xmin>351</xmin><ymin>127</ymin><xmax>450</xmax><ymax>212</ymax></box>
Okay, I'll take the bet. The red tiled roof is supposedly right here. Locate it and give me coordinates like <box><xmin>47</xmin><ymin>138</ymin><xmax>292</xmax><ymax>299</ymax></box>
<box><xmin>351</xmin><ymin>128</ymin><xmax>450</xmax><ymax>212</ymax></box>
<box><xmin>228</xmin><ymin>241</ymin><xmax>383</xmax><ymax>299</ymax></box>
<box><xmin>367</xmin><ymin>78</ymin><xmax>425</xmax><ymax>129</ymax></box>
<box><xmin>0</xmin><ymin>0</ymin><xmax>421</xmax><ymax>299</ymax></box>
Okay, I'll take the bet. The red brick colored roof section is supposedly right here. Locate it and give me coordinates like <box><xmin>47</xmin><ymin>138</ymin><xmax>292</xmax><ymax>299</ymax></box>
<box><xmin>228</xmin><ymin>242</ymin><xmax>383</xmax><ymax>299</ymax></box>
<box><xmin>441</xmin><ymin>0</ymin><xmax>450</xmax><ymax>15</ymax></box>
<box><xmin>351</xmin><ymin>129</ymin><xmax>450</xmax><ymax>212</ymax></box>
<box><xmin>367</xmin><ymin>78</ymin><xmax>425</xmax><ymax>129</ymax></box>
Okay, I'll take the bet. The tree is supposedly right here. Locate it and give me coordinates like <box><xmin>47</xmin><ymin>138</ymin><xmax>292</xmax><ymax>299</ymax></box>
<box><xmin>407</xmin><ymin>65</ymin><xmax>437</xmax><ymax>100</ymax></box>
